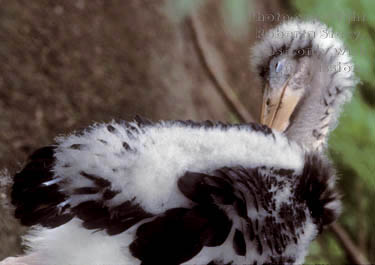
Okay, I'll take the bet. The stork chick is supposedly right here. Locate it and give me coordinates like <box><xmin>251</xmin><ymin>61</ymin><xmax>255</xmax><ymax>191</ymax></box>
<box><xmin>0</xmin><ymin>20</ymin><xmax>356</xmax><ymax>265</ymax></box>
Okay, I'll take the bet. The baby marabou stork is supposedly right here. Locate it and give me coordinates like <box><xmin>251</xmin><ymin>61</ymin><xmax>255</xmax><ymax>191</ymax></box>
<box><xmin>1</xmin><ymin>20</ymin><xmax>356</xmax><ymax>265</ymax></box>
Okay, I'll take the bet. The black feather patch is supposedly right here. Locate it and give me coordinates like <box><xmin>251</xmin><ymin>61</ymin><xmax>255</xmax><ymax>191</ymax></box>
<box><xmin>107</xmin><ymin>125</ymin><xmax>116</xmax><ymax>132</ymax></box>
<box><xmin>255</xmin><ymin>234</ymin><xmax>263</xmax><ymax>255</ymax></box>
<box><xmin>296</xmin><ymin>153</ymin><xmax>340</xmax><ymax>231</ymax></box>
<box><xmin>11</xmin><ymin>145</ymin><xmax>152</xmax><ymax>234</ymax></box>
<box><xmin>233</xmin><ymin>229</ymin><xmax>246</xmax><ymax>256</ymax></box>
<box><xmin>102</xmin><ymin>189</ymin><xmax>119</xmax><ymax>200</ymax></box>
<box><xmin>73</xmin><ymin>187</ymin><xmax>101</xmax><ymax>194</ymax></box>
<box><xmin>72</xmin><ymin>199</ymin><xmax>153</xmax><ymax>235</ymax></box>
<box><xmin>178</xmin><ymin>172</ymin><xmax>235</xmax><ymax>205</ymax></box>
<box><xmin>74</xmin><ymin>201</ymin><xmax>110</xmax><ymax>229</ymax></box>
<box><xmin>134</xmin><ymin>115</ymin><xmax>153</xmax><ymax>127</ymax></box>
<box><xmin>29</xmin><ymin>146</ymin><xmax>55</xmax><ymax>159</ymax></box>
<box><xmin>122</xmin><ymin>141</ymin><xmax>131</xmax><ymax>151</ymax></box>
<box><xmin>98</xmin><ymin>139</ymin><xmax>108</xmax><ymax>145</ymax></box>
<box><xmin>129</xmin><ymin>205</ymin><xmax>232</xmax><ymax>265</ymax></box>
<box><xmin>80</xmin><ymin>171</ymin><xmax>111</xmax><ymax>188</ymax></box>
<box><xmin>11</xmin><ymin>146</ymin><xmax>74</xmax><ymax>228</ymax></box>
<box><xmin>207</xmin><ymin>261</ymin><xmax>233</xmax><ymax>265</ymax></box>
<box><xmin>69</xmin><ymin>144</ymin><xmax>85</xmax><ymax>150</ymax></box>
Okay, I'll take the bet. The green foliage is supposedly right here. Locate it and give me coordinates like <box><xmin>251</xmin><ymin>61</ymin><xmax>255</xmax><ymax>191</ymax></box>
<box><xmin>306</xmin><ymin>232</ymin><xmax>347</xmax><ymax>264</ymax></box>
<box><xmin>220</xmin><ymin>0</ymin><xmax>250</xmax><ymax>37</ymax></box>
<box><xmin>165</xmin><ymin>0</ymin><xmax>251</xmax><ymax>37</ymax></box>
<box><xmin>164</xmin><ymin>0</ymin><xmax>203</xmax><ymax>22</ymax></box>
<box><xmin>330</xmin><ymin>94</ymin><xmax>375</xmax><ymax>188</ymax></box>
<box><xmin>305</xmin><ymin>241</ymin><xmax>330</xmax><ymax>264</ymax></box>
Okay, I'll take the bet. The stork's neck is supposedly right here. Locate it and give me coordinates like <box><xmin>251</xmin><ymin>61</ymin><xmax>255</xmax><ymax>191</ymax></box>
<box><xmin>285</xmin><ymin>50</ymin><xmax>356</xmax><ymax>151</ymax></box>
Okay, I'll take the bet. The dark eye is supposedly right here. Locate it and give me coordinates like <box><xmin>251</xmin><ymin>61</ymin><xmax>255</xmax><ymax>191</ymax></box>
<box><xmin>259</xmin><ymin>67</ymin><xmax>268</xmax><ymax>78</ymax></box>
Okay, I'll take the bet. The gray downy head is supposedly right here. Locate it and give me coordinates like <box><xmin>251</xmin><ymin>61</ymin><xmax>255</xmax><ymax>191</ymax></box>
<box><xmin>251</xmin><ymin>19</ymin><xmax>358</xmax><ymax>151</ymax></box>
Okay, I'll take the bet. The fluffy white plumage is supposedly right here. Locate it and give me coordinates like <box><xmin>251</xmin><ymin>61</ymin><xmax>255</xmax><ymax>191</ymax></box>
<box><xmin>0</xmin><ymin>19</ymin><xmax>351</xmax><ymax>265</ymax></box>
<box><xmin>54</xmin><ymin>121</ymin><xmax>303</xmax><ymax>214</ymax></box>
<box><xmin>4</xmin><ymin>119</ymin><xmax>336</xmax><ymax>265</ymax></box>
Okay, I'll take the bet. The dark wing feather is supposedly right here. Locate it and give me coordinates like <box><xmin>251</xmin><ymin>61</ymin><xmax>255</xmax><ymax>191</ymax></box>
<box><xmin>129</xmin><ymin>206</ymin><xmax>232</xmax><ymax>265</ymax></box>
<box><xmin>128</xmin><ymin>168</ymin><xmax>254</xmax><ymax>265</ymax></box>
<box><xmin>11</xmin><ymin>146</ymin><xmax>74</xmax><ymax>227</ymax></box>
<box><xmin>11</xmin><ymin>145</ymin><xmax>154</xmax><ymax>235</ymax></box>
<box><xmin>73</xmin><ymin>199</ymin><xmax>153</xmax><ymax>235</ymax></box>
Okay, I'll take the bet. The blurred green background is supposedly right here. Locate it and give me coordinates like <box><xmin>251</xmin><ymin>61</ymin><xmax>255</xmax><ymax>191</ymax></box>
<box><xmin>0</xmin><ymin>0</ymin><xmax>374</xmax><ymax>263</ymax></box>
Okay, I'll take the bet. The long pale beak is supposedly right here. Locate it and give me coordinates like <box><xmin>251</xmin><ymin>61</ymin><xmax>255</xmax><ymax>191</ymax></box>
<box><xmin>260</xmin><ymin>78</ymin><xmax>304</xmax><ymax>132</ymax></box>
